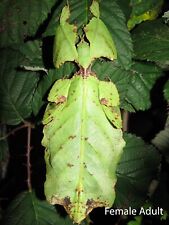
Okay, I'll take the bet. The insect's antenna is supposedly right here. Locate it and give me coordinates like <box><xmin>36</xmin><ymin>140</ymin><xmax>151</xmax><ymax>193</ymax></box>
<box><xmin>66</xmin><ymin>0</ymin><xmax>69</xmax><ymax>7</ymax></box>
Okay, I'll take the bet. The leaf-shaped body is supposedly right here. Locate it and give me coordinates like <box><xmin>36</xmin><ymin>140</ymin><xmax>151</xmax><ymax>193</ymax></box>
<box><xmin>84</xmin><ymin>1</ymin><xmax>117</xmax><ymax>63</ymax></box>
<box><xmin>53</xmin><ymin>1</ymin><xmax>117</xmax><ymax>70</ymax></box>
<box><xmin>84</xmin><ymin>17</ymin><xmax>117</xmax><ymax>62</ymax></box>
<box><xmin>77</xmin><ymin>41</ymin><xmax>91</xmax><ymax>70</ymax></box>
<box><xmin>53</xmin><ymin>6</ymin><xmax>78</xmax><ymax>68</ymax></box>
<box><xmin>99</xmin><ymin>81</ymin><xmax>122</xmax><ymax>128</ymax></box>
<box><xmin>42</xmin><ymin>74</ymin><xmax>125</xmax><ymax>223</ymax></box>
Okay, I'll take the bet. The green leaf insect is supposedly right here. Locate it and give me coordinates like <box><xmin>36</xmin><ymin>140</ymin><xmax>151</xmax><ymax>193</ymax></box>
<box><xmin>42</xmin><ymin>1</ymin><xmax>125</xmax><ymax>224</ymax></box>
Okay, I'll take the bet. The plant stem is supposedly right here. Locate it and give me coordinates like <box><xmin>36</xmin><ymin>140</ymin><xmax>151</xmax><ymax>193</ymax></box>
<box><xmin>122</xmin><ymin>110</ymin><xmax>129</xmax><ymax>132</ymax></box>
<box><xmin>0</xmin><ymin>121</ymin><xmax>34</xmax><ymax>191</ymax></box>
<box><xmin>27</xmin><ymin>124</ymin><xmax>32</xmax><ymax>192</ymax></box>
<box><xmin>0</xmin><ymin>123</ymin><xmax>28</xmax><ymax>141</ymax></box>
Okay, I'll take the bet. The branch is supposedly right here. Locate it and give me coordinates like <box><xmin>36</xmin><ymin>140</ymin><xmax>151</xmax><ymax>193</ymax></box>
<box><xmin>0</xmin><ymin>121</ymin><xmax>34</xmax><ymax>192</ymax></box>
<box><xmin>27</xmin><ymin>123</ymin><xmax>32</xmax><ymax>192</ymax></box>
<box><xmin>122</xmin><ymin>110</ymin><xmax>129</xmax><ymax>132</ymax></box>
<box><xmin>0</xmin><ymin>123</ymin><xmax>28</xmax><ymax>141</ymax></box>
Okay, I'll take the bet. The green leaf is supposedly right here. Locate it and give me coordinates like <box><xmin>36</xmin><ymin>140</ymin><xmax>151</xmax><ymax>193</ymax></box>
<box><xmin>19</xmin><ymin>40</ymin><xmax>43</xmax><ymax>67</ymax></box>
<box><xmin>0</xmin><ymin>49</ymin><xmax>39</xmax><ymax>125</ymax></box>
<box><xmin>130</xmin><ymin>0</ymin><xmax>162</xmax><ymax>15</ymax></box>
<box><xmin>163</xmin><ymin>80</ymin><xmax>169</xmax><ymax>102</ymax></box>
<box><xmin>99</xmin><ymin>0</ymin><xmax>133</xmax><ymax>69</ymax></box>
<box><xmin>0</xmin><ymin>0</ymin><xmax>57</xmax><ymax>47</ymax></box>
<box><xmin>44</xmin><ymin>0</ymin><xmax>133</xmax><ymax>69</ymax></box>
<box><xmin>1</xmin><ymin>191</ymin><xmax>73</xmax><ymax>225</ymax></box>
<box><xmin>115</xmin><ymin>133</ymin><xmax>160</xmax><ymax>208</ymax></box>
<box><xmin>93</xmin><ymin>61</ymin><xmax>162</xmax><ymax>111</ymax></box>
<box><xmin>127</xmin><ymin>216</ymin><xmax>142</xmax><ymax>225</ymax></box>
<box><xmin>42</xmin><ymin>74</ymin><xmax>125</xmax><ymax>223</ymax></box>
<box><xmin>127</xmin><ymin>0</ymin><xmax>163</xmax><ymax>30</ymax></box>
<box><xmin>32</xmin><ymin>63</ymin><xmax>75</xmax><ymax>116</ymax></box>
<box><xmin>132</xmin><ymin>20</ymin><xmax>169</xmax><ymax>65</ymax></box>
<box><xmin>116</xmin><ymin>0</ymin><xmax>131</xmax><ymax>20</ymax></box>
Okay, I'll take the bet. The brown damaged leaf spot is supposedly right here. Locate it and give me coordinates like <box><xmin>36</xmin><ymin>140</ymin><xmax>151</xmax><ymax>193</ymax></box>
<box><xmin>100</xmin><ymin>98</ymin><xmax>108</xmax><ymax>105</ymax></box>
<box><xmin>67</xmin><ymin>163</ymin><xmax>74</xmax><ymax>167</ymax></box>
<box><xmin>115</xmin><ymin>114</ymin><xmax>119</xmax><ymax>120</ymax></box>
<box><xmin>55</xmin><ymin>95</ymin><xmax>67</xmax><ymax>104</ymax></box>
<box><xmin>86</xmin><ymin>199</ymin><xmax>109</xmax><ymax>215</ymax></box>
<box><xmin>84</xmin><ymin>27</ymin><xmax>88</xmax><ymax>32</ymax></box>
<box><xmin>50</xmin><ymin>195</ymin><xmax>72</xmax><ymax>212</ymax></box>
<box><xmin>50</xmin><ymin>195</ymin><xmax>66</xmax><ymax>205</ymax></box>
<box><xmin>64</xmin><ymin>196</ymin><xmax>71</xmax><ymax>207</ymax></box>
<box><xmin>73</xmin><ymin>25</ymin><xmax>77</xmax><ymax>33</ymax></box>
<box><xmin>68</xmin><ymin>135</ymin><xmax>76</xmax><ymax>139</ymax></box>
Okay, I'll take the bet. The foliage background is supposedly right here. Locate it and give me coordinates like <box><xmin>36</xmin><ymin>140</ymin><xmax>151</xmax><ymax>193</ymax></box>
<box><xmin>0</xmin><ymin>0</ymin><xmax>169</xmax><ymax>224</ymax></box>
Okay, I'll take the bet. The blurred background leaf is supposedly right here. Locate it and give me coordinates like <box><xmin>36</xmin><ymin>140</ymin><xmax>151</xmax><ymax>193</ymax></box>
<box><xmin>115</xmin><ymin>133</ymin><xmax>160</xmax><ymax>208</ymax></box>
<box><xmin>1</xmin><ymin>191</ymin><xmax>74</xmax><ymax>225</ymax></box>
<box><xmin>0</xmin><ymin>0</ymin><xmax>58</xmax><ymax>47</ymax></box>
<box><xmin>127</xmin><ymin>0</ymin><xmax>163</xmax><ymax>30</ymax></box>
<box><xmin>132</xmin><ymin>19</ymin><xmax>169</xmax><ymax>69</ymax></box>
<box><xmin>0</xmin><ymin>49</ymin><xmax>39</xmax><ymax>125</ymax></box>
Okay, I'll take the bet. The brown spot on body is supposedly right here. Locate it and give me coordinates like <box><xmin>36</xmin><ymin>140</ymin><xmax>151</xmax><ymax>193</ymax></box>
<box><xmin>84</xmin><ymin>137</ymin><xmax>88</xmax><ymax>141</ymax></box>
<box><xmin>73</xmin><ymin>25</ymin><xmax>77</xmax><ymax>33</ymax></box>
<box><xmin>75</xmin><ymin>187</ymin><xmax>84</xmax><ymax>197</ymax></box>
<box><xmin>114</xmin><ymin>114</ymin><xmax>119</xmax><ymax>120</ymax></box>
<box><xmin>67</xmin><ymin>163</ymin><xmax>74</xmax><ymax>167</ymax></box>
<box><xmin>59</xmin><ymin>145</ymin><xmax>63</xmax><ymax>150</ymax></box>
<box><xmin>56</xmin><ymin>95</ymin><xmax>67</xmax><ymax>104</ymax></box>
<box><xmin>68</xmin><ymin>135</ymin><xmax>76</xmax><ymax>139</ymax></box>
<box><xmin>100</xmin><ymin>98</ymin><xmax>108</xmax><ymax>105</ymax></box>
<box><xmin>84</xmin><ymin>27</ymin><xmax>88</xmax><ymax>32</ymax></box>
